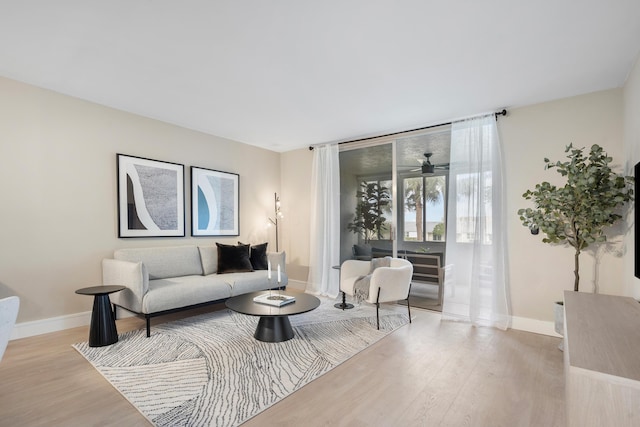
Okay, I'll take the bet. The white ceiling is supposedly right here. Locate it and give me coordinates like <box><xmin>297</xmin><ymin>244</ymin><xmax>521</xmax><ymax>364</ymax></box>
<box><xmin>1</xmin><ymin>1</ymin><xmax>639</xmax><ymax>153</ymax></box>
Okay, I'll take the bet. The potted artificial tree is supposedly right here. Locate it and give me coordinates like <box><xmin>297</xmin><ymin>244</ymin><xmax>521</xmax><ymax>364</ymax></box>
<box><xmin>518</xmin><ymin>144</ymin><xmax>634</xmax><ymax>346</ymax></box>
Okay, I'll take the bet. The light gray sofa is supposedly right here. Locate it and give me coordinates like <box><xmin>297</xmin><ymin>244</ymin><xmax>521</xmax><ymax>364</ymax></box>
<box><xmin>102</xmin><ymin>245</ymin><xmax>287</xmax><ymax>336</ymax></box>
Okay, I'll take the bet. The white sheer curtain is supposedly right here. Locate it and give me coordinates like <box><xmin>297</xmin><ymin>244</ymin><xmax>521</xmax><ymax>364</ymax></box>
<box><xmin>442</xmin><ymin>114</ymin><xmax>510</xmax><ymax>329</ymax></box>
<box><xmin>307</xmin><ymin>144</ymin><xmax>341</xmax><ymax>297</ymax></box>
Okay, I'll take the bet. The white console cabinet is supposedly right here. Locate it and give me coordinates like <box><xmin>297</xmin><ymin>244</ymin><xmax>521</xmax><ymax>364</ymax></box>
<box><xmin>564</xmin><ymin>291</ymin><xmax>640</xmax><ymax>427</ymax></box>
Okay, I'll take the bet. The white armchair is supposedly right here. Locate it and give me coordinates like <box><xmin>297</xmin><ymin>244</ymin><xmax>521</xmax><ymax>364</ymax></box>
<box><xmin>339</xmin><ymin>258</ymin><xmax>413</xmax><ymax>329</ymax></box>
<box><xmin>0</xmin><ymin>296</ymin><xmax>20</xmax><ymax>362</ymax></box>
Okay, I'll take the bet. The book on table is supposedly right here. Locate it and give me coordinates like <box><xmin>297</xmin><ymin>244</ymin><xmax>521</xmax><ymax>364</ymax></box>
<box><xmin>253</xmin><ymin>293</ymin><xmax>296</xmax><ymax>307</ymax></box>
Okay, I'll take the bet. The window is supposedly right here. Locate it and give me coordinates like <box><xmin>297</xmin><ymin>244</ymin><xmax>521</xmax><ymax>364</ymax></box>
<box><xmin>376</xmin><ymin>179</ymin><xmax>393</xmax><ymax>240</ymax></box>
<box><xmin>348</xmin><ymin>179</ymin><xmax>393</xmax><ymax>242</ymax></box>
<box><xmin>403</xmin><ymin>175</ymin><xmax>446</xmax><ymax>242</ymax></box>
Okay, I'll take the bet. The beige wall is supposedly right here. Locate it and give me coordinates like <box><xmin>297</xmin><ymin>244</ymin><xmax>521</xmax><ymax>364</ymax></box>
<box><xmin>0</xmin><ymin>76</ymin><xmax>281</xmax><ymax>323</ymax></box>
<box><xmin>623</xmin><ymin>55</ymin><xmax>640</xmax><ymax>299</ymax></box>
<box><xmin>279</xmin><ymin>148</ymin><xmax>313</xmax><ymax>283</ymax></box>
<box><xmin>281</xmin><ymin>89</ymin><xmax>631</xmax><ymax>325</ymax></box>
<box><xmin>2</xmin><ymin>74</ymin><xmax>636</xmax><ymax>330</ymax></box>
<box><xmin>502</xmin><ymin>89</ymin><xmax>627</xmax><ymax>322</ymax></box>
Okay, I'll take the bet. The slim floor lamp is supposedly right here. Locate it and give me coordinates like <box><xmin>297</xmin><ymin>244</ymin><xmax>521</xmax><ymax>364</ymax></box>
<box><xmin>269</xmin><ymin>193</ymin><xmax>283</xmax><ymax>251</ymax></box>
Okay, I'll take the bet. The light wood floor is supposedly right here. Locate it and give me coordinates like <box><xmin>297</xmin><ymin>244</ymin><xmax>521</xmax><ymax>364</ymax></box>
<box><xmin>401</xmin><ymin>282</ymin><xmax>443</xmax><ymax>311</ymax></box>
<box><xmin>0</xmin><ymin>304</ymin><xmax>565</xmax><ymax>427</ymax></box>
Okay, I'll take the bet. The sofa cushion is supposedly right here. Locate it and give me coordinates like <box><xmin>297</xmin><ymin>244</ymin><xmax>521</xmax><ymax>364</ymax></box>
<box><xmin>216</xmin><ymin>243</ymin><xmax>253</xmax><ymax>274</ymax></box>
<box><xmin>142</xmin><ymin>275</ymin><xmax>232</xmax><ymax>314</ymax></box>
<box><xmin>198</xmin><ymin>245</ymin><xmax>218</xmax><ymax>275</ymax></box>
<box><xmin>114</xmin><ymin>246</ymin><xmax>203</xmax><ymax>279</ymax></box>
<box><xmin>222</xmin><ymin>270</ymin><xmax>288</xmax><ymax>295</ymax></box>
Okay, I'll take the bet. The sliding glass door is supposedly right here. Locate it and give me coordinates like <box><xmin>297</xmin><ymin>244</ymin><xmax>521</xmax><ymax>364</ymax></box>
<box><xmin>339</xmin><ymin>143</ymin><xmax>394</xmax><ymax>262</ymax></box>
<box><xmin>338</xmin><ymin>127</ymin><xmax>451</xmax><ymax>311</ymax></box>
<box><xmin>395</xmin><ymin>130</ymin><xmax>450</xmax><ymax>310</ymax></box>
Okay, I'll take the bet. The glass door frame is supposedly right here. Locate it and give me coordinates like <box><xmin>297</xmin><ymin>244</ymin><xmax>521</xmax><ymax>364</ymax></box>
<box><xmin>338</xmin><ymin>124</ymin><xmax>451</xmax><ymax>262</ymax></box>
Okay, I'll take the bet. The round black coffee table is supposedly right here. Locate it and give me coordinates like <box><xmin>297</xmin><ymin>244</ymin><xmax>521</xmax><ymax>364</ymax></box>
<box><xmin>225</xmin><ymin>291</ymin><xmax>321</xmax><ymax>343</ymax></box>
<box><xmin>75</xmin><ymin>285</ymin><xmax>125</xmax><ymax>347</ymax></box>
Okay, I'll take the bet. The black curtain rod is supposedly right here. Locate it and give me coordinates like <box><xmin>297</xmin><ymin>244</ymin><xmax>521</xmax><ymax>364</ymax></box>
<box><xmin>309</xmin><ymin>109</ymin><xmax>507</xmax><ymax>150</ymax></box>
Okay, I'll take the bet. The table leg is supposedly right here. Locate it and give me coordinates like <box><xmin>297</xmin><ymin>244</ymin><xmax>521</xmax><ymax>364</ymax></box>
<box><xmin>254</xmin><ymin>316</ymin><xmax>294</xmax><ymax>342</ymax></box>
<box><xmin>89</xmin><ymin>294</ymin><xmax>119</xmax><ymax>347</ymax></box>
<box><xmin>334</xmin><ymin>291</ymin><xmax>354</xmax><ymax>310</ymax></box>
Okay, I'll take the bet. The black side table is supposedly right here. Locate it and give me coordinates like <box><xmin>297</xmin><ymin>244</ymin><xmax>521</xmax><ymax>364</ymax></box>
<box><xmin>75</xmin><ymin>285</ymin><xmax>125</xmax><ymax>347</ymax></box>
<box><xmin>332</xmin><ymin>265</ymin><xmax>354</xmax><ymax>310</ymax></box>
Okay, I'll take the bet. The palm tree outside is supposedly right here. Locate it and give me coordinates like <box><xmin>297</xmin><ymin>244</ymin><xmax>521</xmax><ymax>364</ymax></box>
<box><xmin>404</xmin><ymin>175</ymin><xmax>446</xmax><ymax>242</ymax></box>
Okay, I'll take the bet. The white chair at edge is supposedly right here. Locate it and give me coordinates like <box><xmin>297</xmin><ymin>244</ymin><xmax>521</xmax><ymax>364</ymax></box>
<box><xmin>0</xmin><ymin>296</ymin><xmax>20</xmax><ymax>362</ymax></box>
<box><xmin>339</xmin><ymin>258</ymin><xmax>413</xmax><ymax>330</ymax></box>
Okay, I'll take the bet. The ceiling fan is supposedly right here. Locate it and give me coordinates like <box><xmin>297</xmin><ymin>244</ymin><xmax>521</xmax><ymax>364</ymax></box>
<box><xmin>410</xmin><ymin>153</ymin><xmax>449</xmax><ymax>174</ymax></box>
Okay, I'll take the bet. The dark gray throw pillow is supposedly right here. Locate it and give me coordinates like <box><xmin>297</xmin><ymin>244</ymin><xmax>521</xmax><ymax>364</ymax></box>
<box><xmin>250</xmin><ymin>243</ymin><xmax>269</xmax><ymax>270</ymax></box>
<box><xmin>353</xmin><ymin>244</ymin><xmax>372</xmax><ymax>256</ymax></box>
<box><xmin>216</xmin><ymin>243</ymin><xmax>253</xmax><ymax>274</ymax></box>
<box><xmin>238</xmin><ymin>241</ymin><xmax>269</xmax><ymax>270</ymax></box>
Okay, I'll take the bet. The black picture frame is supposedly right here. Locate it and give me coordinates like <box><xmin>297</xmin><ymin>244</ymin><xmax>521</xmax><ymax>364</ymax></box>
<box><xmin>117</xmin><ymin>154</ymin><xmax>185</xmax><ymax>238</ymax></box>
<box><xmin>635</xmin><ymin>161</ymin><xmax>639</xmax><ymax>279</ymax></box>
<box><xmin>191</xmin><ymin>166</ymin><xmax>240</xmax><ymax>236</ymax></box>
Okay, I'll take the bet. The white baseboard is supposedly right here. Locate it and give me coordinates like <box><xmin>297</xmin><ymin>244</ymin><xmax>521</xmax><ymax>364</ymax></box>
<box><xmin>286</xmin><ymin>280</ymin><xmax>307</xmax><ymax>291</ymax></box>
<box><xmin>11</xmin><ymin>295</ymin><xmax>560</xmax><ymax>340</ymax></box>
<box><xmin>11</xmin><ymin>307</ymin><xmax>136</xmax><ymax>341</ymax></box>
<box><xmin>11</xmin><ymin>311</ymin><xmax>92</xmax><ymax>340</ymax></box>
<box><xmin>11</xmin><ymin>287</ymin><xmax>317</xmax><ymax>340</ymax></box>
<box><xmin>511</xmin><ymin>316</ymin><xmax>562</xmax><ymax>338</ymax></box>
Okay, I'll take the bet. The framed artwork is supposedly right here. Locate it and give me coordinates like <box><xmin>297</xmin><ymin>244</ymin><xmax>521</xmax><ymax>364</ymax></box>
<box><xmin>117</xmin><ymin>154</ymin><xmax>185</xmax><ymax>237</ymax></box>
<box><xmin>191</xmin><ymin>166</ymin><xmax>239</xmax><ymax>236</ymax></box>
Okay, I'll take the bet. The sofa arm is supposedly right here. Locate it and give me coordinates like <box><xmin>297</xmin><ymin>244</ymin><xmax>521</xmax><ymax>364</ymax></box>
<box><xmin>267</xmin><ymin>251</ymin><xmax>286</xmax><ymax>273</ymax></box>
<box><xmin>102</xmin><ymin>258</ymin><xmax>148</xmax><ymax>313</ymax></box>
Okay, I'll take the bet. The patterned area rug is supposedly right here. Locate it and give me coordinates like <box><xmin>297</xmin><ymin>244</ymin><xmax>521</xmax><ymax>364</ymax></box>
<box><xmin>73</xmin><ymin>296</ymin><xmax>410</xmax><ymax>427</ymax></box>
